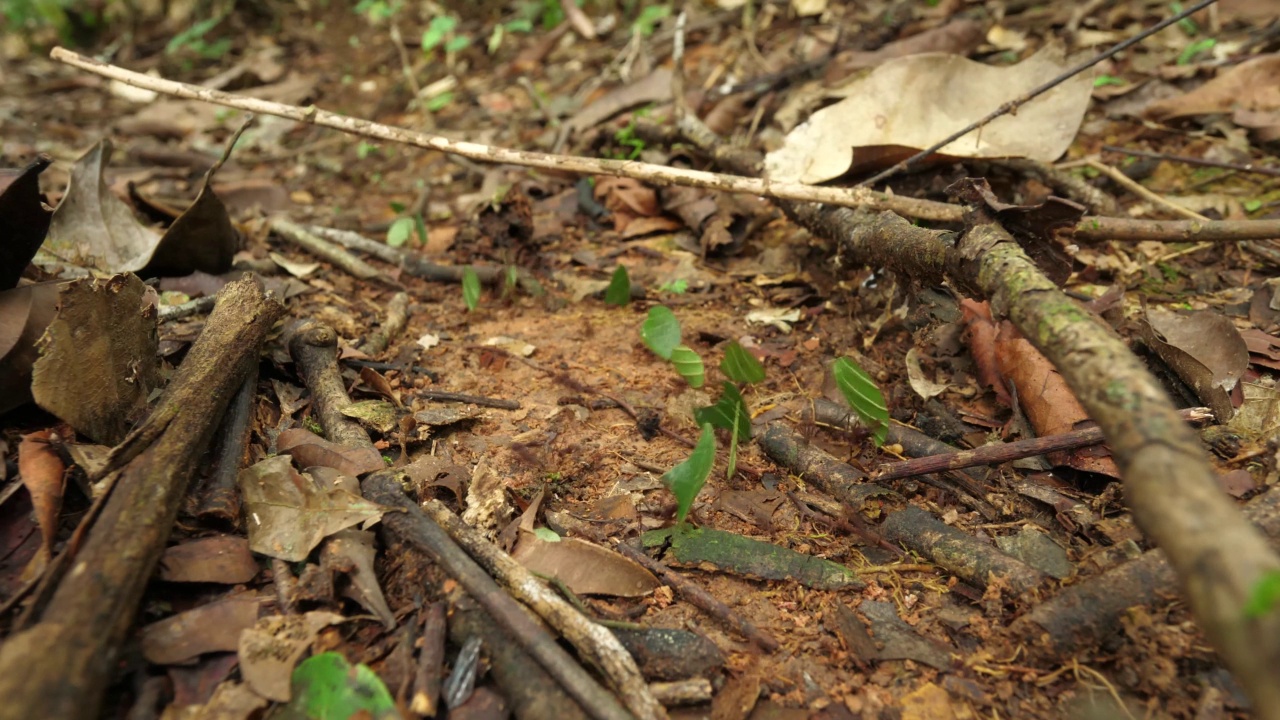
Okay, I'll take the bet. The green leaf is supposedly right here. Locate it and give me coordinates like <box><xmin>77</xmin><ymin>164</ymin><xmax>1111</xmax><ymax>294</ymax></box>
<box><xmin>720</xmin><ymin>341</ymin><xmax>766</xmax><ymax>384</ymax></box>
<box><xmin>632</xmin><ymin>4</ymin><xmax>670</xmax><ymax>36</ymax></box>
<box><xmin>445</xmin><ymin>34</ymin><xmax>471</xmax><ymax>53</ymax></box>
<box><xmin>425</xmin><ymin>92</ymin><xmax>454</xmax><ymax>112</ymax></box>
<box><xmin>505</xmin><ymin>18</ymin><xmax>533</xmax><ymax>32</ymax></box>
<box><xmin>487</xmin><ymin>25</ymin><xmax>504</xmax><ymax>54</ymax></box>
<box><xmin>413</xmin><ymin>213</ymin><xmax>428</xmax><ymax>244</ymax></box>
<box><xmin>462</xmin><ymin>267</ymin><xmax>481</xmax><ymax>311</ymax></box>
<box><xmin>422</xmin><ymin>15</ymin><xmax>457</xmax><ymax>51</ymax></box>
<box><xmin>640</xmin><ymin>306</ymin><xmax>681</xmax><ymax>360</ymax></box>
<box><xmin>1246</xmin><ymin>570</ymin><xmax>1280</xmax><ymax>618</ymax></box>
<box><xmin>695</xmin><ymin>382</ymin><xmax>752</xmax><ymax>443</ymax></box>
<box><xmin>388</xmin><ymin>201</ymin><xmax>406</xmax><ymax>213</ymax></box>
<box><xmin>605</xmin><ymin>265</ymin><xmax>631</xmax><ymax>306</ymax></box>
<box><xmin>1177</xmin><ymin>37</ymin><xmax>1215</xmax><ymax>65</ymax></box>
<box><xmin>285</xmin><ymin>652</ymin><xmax>398</xmax><ymax>720</ymax></box>
<box><xmin>662</xmin><ymin>424</ymin><xmax>716</xmax><ymax>524</ymax></box>
<box><xmin>832</xmin><ymin>357</ymin><xmax>889</xmax><ymax>446</ymax></box>
<box><xmin>657</xmin><ymin>278</ymin><xmax>687</xmax><ymax>294</ymax></box>
<box><xmin>386</xmin><ymin>217</ymin><xmax>414</xmax><ymax>247</ymax></box>
<box><xmin>1093</xmin><ymin>75</ymin><xmax>1125</xmax><ymax>88</ymax></box>
<box><xmin>670</xmin><ymin>345</ymin><xmax>705</xmax><ymax>388</ymax></box>
<box><xmin>1244</xmin><ymin>199</ymin><xmax>1263</xmax><ymax>213</ymax></box>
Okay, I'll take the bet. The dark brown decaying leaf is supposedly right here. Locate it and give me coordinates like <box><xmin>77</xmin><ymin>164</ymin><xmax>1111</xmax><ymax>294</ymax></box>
<box><xmin>276</xmin><ymin>427</ymin><xmax>387</xmax><ymax>477</ymax></box>
<box><xmin>319</xmin><ymin>529</ymin><xmax>396</xmax><ymax>628</ymax></box>
<box><xmin>0</xmin><ymin>155</ymin><xmax>53</xmax><ymax>291</ymax></box>
<box><xmin>158</xmin><ymin>536</ymin><xmax>260</xmax><ymax>584</ymax></box>
<box><xmin>31</xmin><ymin>274</ymin><xmax>159</xmax><ymax>445</ymax></box>
<box><xmin>237</xmin><ymin>454</ymin><xmax>387</xmax><ymax>562</ymax></box>
<box><xmin>42</xmin><ymin>139</ymin><xmax>239</xmax><ymax>278</ymax></box>
<box><xmin>140</xmin><ymin>593</ymin><xmax>262</xmax><ymax>665</ymax></box>
<box><xmin>511</xmin><ymin>532</ymin><xmax>660</xmax><ymax>597</ymax></box>
<box><xmin>0</xmin><ymin>282</ymin><xmax>65</xmax><ymax>415</ymax></box>
<box><xmin>1140</xmin><ymin>307</ymin><xmax>1249</xmax><ymax>423</ymax></box>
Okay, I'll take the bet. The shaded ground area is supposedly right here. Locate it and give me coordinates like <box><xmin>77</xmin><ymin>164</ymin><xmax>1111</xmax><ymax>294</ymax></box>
<box><xmin>2</xmin><ymin>1</ymin><xmax>1280</xmax><ymax>719</ymax></box>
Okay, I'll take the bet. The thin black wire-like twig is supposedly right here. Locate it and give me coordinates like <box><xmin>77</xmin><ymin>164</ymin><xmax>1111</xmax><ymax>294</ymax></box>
<box><xmin>858</xmin><ymin>0</ymin><xmax>1219</xmax><ymax>188</ymax></box>
<box><xmin>1103</xmin><ymin>144</ymin><xmax>1280</xmax><ymax>178</ymax></box>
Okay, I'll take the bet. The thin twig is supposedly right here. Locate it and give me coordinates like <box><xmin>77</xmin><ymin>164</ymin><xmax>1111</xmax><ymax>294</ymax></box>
<box><xmin>1085</xmin><ymin>158</ymin><xmax>1208</xmax><ymax>221</ymax></box>
<box><xmin>1103</xmin><ymin>145</ymin><xmax>1280</xmax><ymax>178</ymax></box>
<box><xmin>859</xmin><ymin>0</ymin><xmax>1219</xmax><ymax>187</ymax></box>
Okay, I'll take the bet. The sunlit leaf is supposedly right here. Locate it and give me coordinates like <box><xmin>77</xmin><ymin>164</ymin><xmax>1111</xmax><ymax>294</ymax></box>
<box><xmin>662</xmin><ymin>424</ymin><xmax>716</xmax><ymax>524</ymax></box>
<box><xmin>640</xmin><ymin>306</ymin><xmax>680</xmax><ymax>360</ymax></box>
<box><xmin>832</xmin><ymin>357</ymin><xmax>888</xmax><ymax>446</ymax></box>
<box><xmin>285</xmin><ymin>652</ymin><xmax>398</xmax><ymax>720</ymax></box>
<box><xmin>1245</xmin><ymin>570</ymin><xmax>1280</xmax><ymax>618</ymax></box>
<box><xmin>605</xmin><ymin>265</ymin><xmax>631</xmax><ymax>306</ymax></box>
<box><xmin>670</xmin><ymin>345</ymin><xmax>704</xmax><ymax>388</ymax></box>
<box><xmin>695</xmin><ymin>382</ymin><xmax>751</xmax><ymax>442</ymax></box>
<box><xmin>720</xmin><ymin>341</ymin><xmax>765</xmax><ymax>384</ymax></box>
<box><xmin>386</xmin><ymin>217</ymin><xmax>413</xmax><ymax>248</ymax></box>
<box><xmin>462</xmin><ymin>267</ymin><xmax>481</xmax><ymax>311</ymax></box>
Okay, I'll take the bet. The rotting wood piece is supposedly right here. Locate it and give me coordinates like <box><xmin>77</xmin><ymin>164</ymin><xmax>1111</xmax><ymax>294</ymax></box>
<box><xmin>0</xmin><ymin>275</ymin><xmax>283</xmax><ymax>720</ymax></box>
<box><xmin>447</xmin><ymin>589</ymin><xmax>591</xmax><ymax>720</ymax></box>
<box><xmin>673</xmin><ymin>115</ymin><xmax>1280</xmax><ymax>716</ymax></box>
<box><xmin>420</xmin><ymin>499</ymin><xmax>668</xmax><ymax>720</ymax></box>
<box><xmin>757</xmin><ymin>423</ymin><xmax>895</xmax><ymax>510</ymax></box>
<box><xmin>1008</xmin><ymin>488</ymin><xmax>1280</xmax><ymax>660</ymax></box>
<box><xmin>362</xmin><ymin>471</ymin><xmax>635</xmax><ymax>720</ymax></box>
<box><xmin>192</xmin><ymin>366</ymin><xmax>259</xmax><ymax>523</ymax></box>
<box><xmin>881</xmin><ymin>506</ymin><xmax>1048</xmax><ymax>598</ymax></box>
<box><xmin>288</xmin><ymin>318</ymin><xmax>373</xmax><ymax>450</ymax></box>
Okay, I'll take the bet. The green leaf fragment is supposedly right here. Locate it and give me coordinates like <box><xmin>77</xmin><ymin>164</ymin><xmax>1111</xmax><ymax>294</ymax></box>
<box><xmin>462</xmin><ymin>267</ymin><xmax>481</xmax><ymax>311</ymax></box>
<box><xmin>605</xmin><ymin>265</ymin><xmax>631</xmax><ymax>306</ymax></box>
<box><xmin>1245</xmin><ymin>569</ymin><xmax>1280</xmax><ymax>618</ymax></box>
<box><xmin>832</xmin><ymin>357</ymin><xmax>889</xmax><ymax>446</ymax></box>
<box><xmin>695</xmin><ymin>382</ymin><xmax>752</xmax><ymax>442</ymax></box>
<box><xmin>720</xmin><ymin>341</ymin><xmax>766</xmax><ymax>384</ymax></box>
<box><xmin>386</xmin><ymin>217</ymin><xmax>413</xmax><ymax>247</ymax></box>
<box><xmin>640</xmin><ymin>305</ymin><xmax>681</xmax><ymax>360</ymax></box>
<box><xmin>285</xmin><ymin>652</ymin><xmax>399</xmax><ymax>720</ymax></box>
<box><xmin>662</xmin><ymin>424</ymin><xmax>716</xmax><ymax>524</ymax></box>
<box><xmin>670</xmin><ymin>345</ymin><xmax>705</xmax><ymax>388</ymax></box>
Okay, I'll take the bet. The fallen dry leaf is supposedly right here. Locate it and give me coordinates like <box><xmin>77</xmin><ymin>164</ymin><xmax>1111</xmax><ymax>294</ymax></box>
<box><xmin>766</xmin><ymin>43</ymin><xmax>1094</xmax><ymax>182</ymax></box>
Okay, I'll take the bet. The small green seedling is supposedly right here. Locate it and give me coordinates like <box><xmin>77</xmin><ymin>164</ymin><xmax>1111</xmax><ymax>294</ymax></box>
<box><xmin>462</xmin><ymin>267</ymin><xmax>481</xmax><ymax>311</ymax></box>
<box><xmin>832</xmin><ymin>357</ymin><xmax>889</xmax><ymax>446</ymax></box>
<box><xmin>605</xmin><ymin>266</ymin><xmax>631</xmax><ymax>306</ymax></box>
<box><xmin>1177</xmin><ymin>38</ymin><xmax>1215</xmax><ymax>65</ymax></box>
<box><xmin>662</xmin><ymin>423</ymin><xmax>716</xmax><ymax>524</ymax></box>
<box><xmin>720</xmin><ymin>341</ymin><xmax>765</xmax><ymax>384</ymax></box>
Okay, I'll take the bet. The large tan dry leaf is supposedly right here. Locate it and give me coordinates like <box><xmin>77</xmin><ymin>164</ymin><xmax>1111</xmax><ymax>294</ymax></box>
<box><xmin>765</xmin><ymin>43</ymin><xmax>1094</xmax><ymax>183</ymax></box>
<box><xmin>31</xmin><ymin>273</ymin><xmax>159</xmax><ymax>445</ymax></box>
<box><xmin>1144</xmin><ymin>54</ymin><xmax>1280</xmax><ymax>121</ymax></box>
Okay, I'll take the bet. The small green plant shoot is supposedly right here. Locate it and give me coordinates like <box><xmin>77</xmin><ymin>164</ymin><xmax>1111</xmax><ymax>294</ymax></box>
<box><xmin>663</xmin><ymin>423</ymin><xmax>716</xmax><ymax>524</ymax></box>
<box><xmin>832</xmin><ymin>357</ymin><xmax>889</xmax><ymax>446</ymax></box>
<box><xmin>462</xmin><ymin>267</ymin><xmax>481</xmax><ymax>311</ymax></box>
<box><xmin>720</xmin><ymin>341</ymin><xmax>766</xmax><ymax>384</ymax></box>
<box><xmin>605</xmin><ymin>265</ymin><xmax>631</xmax><ymax>306</ymax></box>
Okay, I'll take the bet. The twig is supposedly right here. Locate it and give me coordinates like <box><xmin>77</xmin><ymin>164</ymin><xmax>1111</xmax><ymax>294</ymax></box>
<box><xmin>418</xmin><ymin>389</ymin><xmax>521</xmax><ymax>410</ymax></box>
<box><xmin>411</xmin><ymin>601</ymin><xmax>447</xmax><ymax>717</ymax></box>
<box><xmin>614</xmin><ymin>542</ymin><xmax>779</xmax><ymax>653</ymax></box>
<box><xmin>874</xmin><ymin>407</ymin><xmax>1214</xmax><ymax>482</ymax></box>
<box><xmin>1103</xmin><ymin>145</ymin><xmax>1280</xmax><ymax>178</ymax></box>
<box><xmin>364</xmin><ymin>473</ymin><xmax>634</xmax><ymax>720</ymax></box>
<box><xmin>418</xmin><ymin>499</ymin><xmax>668</xmax><ymax>720</ymax></box>
<box><xmin>158</xmin><ymin>294</ymin><xmax>217</xmax><ymax>322</ymax></box>
<box><xmin>303</xmin><ymin>225</ymin><xmax>402</xmax><ymax>264</ymax></box>
<box><xmin>859</xmin><ymin>0</ymin><xmax>1220</xmax><ymax>187</ymax></box>
<box><xmin>270</xmin><ymin>217</ymin><xmax>404</xmax><ymax>288</ymax></box>
<box><xmin>1086</xmin><ymin>158</ymin><xmax>1208</xmax><ymax>221</ymax></box>
<box><xmin>358</xmin><ymin>292</ymin><xmax>410</xmax><ymax>357</ymax></box>
<box><xmin>191</xmin><ymin>365</ymin><xmax>258</xmax><ymax>523</ymax></box>
<box><xmin>49</xmin><ymin>48</ymin><xmax>1280</xmax><ymax>244</ymax></box>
